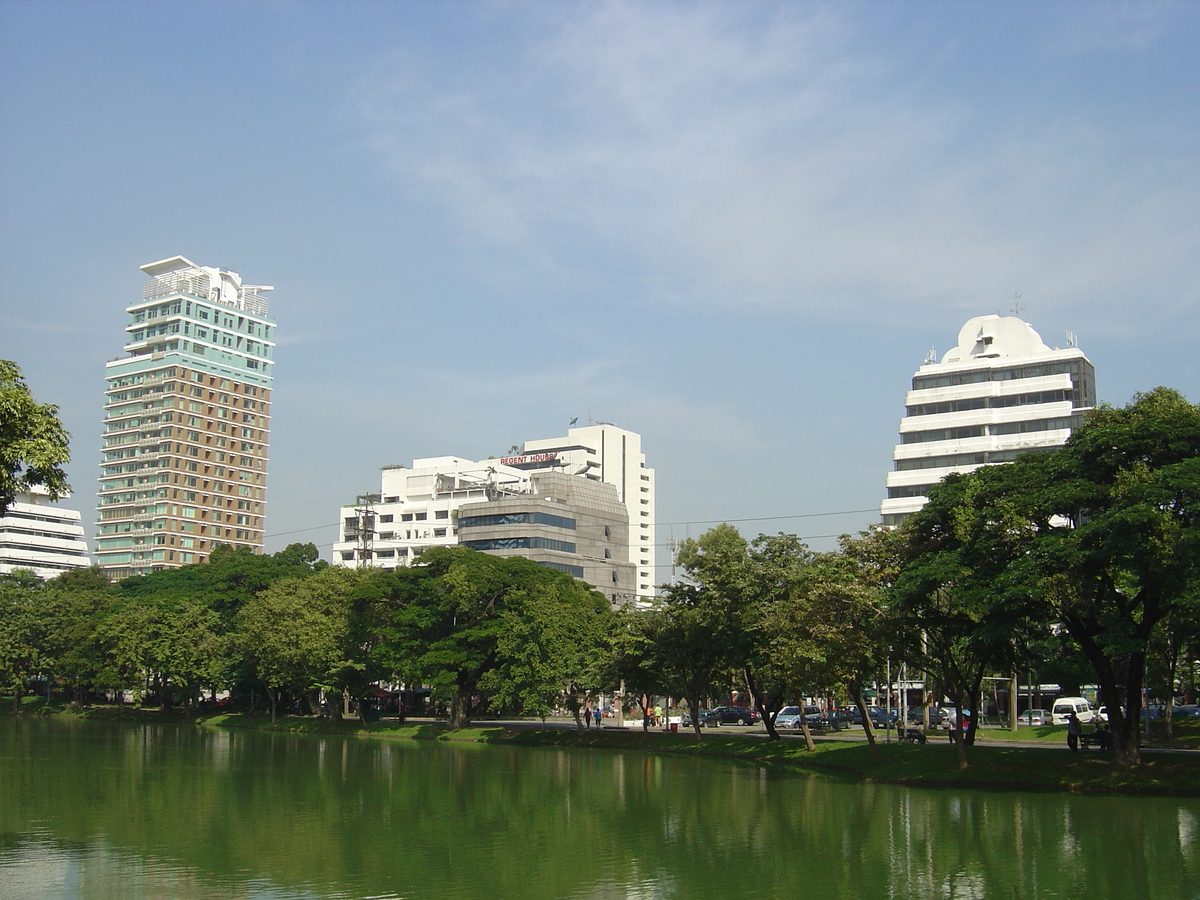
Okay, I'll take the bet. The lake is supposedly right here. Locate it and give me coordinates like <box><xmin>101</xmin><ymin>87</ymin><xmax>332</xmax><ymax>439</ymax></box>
<box><xmin>1</xmin><ymin>717</ymin><xmax>1197</xmax><ymax>899</ymax></box>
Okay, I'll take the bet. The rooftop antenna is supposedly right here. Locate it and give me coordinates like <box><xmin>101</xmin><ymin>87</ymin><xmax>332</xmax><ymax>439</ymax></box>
<box><xmin>923</xmin><ymin>347</ymin><xmax>937</xmax><ymax>365</ymax></box>
<box><xmin>1066</xmin><ymin>330</ymin><xmax>1078</xmax><ymax>348</ymax></box>
<box><xmin>1010</xmin><ymin>292</ymin><xmax>1024</xmax><ymax>318</ymax></box>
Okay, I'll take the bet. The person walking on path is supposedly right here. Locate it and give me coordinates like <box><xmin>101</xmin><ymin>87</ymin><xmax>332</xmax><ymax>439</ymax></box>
<box><xmin>1067</xmin><ymin>712</ymin><xmax>1082</xmax><ymax>751</ymax></box>
<box><xmin>584</xmin><ymin>708</ymin><xmax>593</xmax><ymax>729</ymax></box>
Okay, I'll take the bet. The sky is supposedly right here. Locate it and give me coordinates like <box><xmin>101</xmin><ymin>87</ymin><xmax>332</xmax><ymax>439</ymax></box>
<box><xmin>2</xmin><ymin>1</ymin><xmax>1197</xmax><ymax>581</ymax></box>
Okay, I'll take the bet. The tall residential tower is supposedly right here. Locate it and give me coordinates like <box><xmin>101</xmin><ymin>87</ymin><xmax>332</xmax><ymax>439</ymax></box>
<box><xmin>880</xmin><ymin>315</ymin><xmax>1095</xmax><ymax>526</ymax></box>
<box><xmin>95</xmin><ymin>257</ymin><xmax>275</xmax><ymax>578</ymax></box>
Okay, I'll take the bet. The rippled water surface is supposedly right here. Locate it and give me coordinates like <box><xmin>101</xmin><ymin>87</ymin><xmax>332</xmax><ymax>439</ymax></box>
<box><xmin>1</xmin><ymin>717</ymin><xmax>1197</xmax><ymax>899</ymax></box>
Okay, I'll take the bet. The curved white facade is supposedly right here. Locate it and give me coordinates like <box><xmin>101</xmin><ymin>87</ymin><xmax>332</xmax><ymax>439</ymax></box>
<box><xmin>881</xmin><ymin>315</ymin><xmax>1095</xmax><ymax>525</ymax></box>
<box><xmin>1</xmin><ymin>491</ymin><xmax>90</xmax><ymax>579</ymax></box>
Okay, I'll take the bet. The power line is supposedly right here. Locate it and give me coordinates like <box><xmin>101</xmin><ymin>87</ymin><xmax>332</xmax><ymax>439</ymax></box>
<box><xmin>657</xmin><ymin>508</ymin><xmax>878</xmax><ymax>528</ymax></box>
<box><xmin>267</xmin><ymin>506</ymin><xmax>879</xmax><ymax>543</ymax></box>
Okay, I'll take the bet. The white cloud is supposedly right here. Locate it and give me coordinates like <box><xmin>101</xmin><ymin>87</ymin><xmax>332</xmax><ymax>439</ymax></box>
<box><xmin>350</xmin><ymin>2</ymin><xmax>1200</xmax><ymax>333</ymax></box>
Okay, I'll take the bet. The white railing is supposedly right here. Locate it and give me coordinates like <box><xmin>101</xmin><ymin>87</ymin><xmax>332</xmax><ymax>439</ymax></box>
<box><xmin>144</xmin><ymin>270</ymin><xmax>210</xmax><ymax>301</ymax></box>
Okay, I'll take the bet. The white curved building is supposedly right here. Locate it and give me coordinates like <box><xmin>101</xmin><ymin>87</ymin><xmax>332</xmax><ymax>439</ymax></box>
<box><xmin>881</xmin><ymin>315</ymin><xmax>1096</xmax><ymax>526</ymax></box>
<box><xmin>1</xmin><ymin>491</ymin><xmax>90</xmax><ymax>579</ymax></box>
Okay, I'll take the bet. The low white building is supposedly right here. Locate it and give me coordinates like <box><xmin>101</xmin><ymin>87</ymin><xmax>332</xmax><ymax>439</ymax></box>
<box><xmin>1</xmin><ymin>491</ymin><xmax>91</xmax><ymax>579</ymax></box>
<box><xmin>335</xmin><ymin>456</ymin><xmax>531</xmax><ymax>568</ymax></box>
<box><xmin>881</xmin><ymin>315</ymin><xmax>1096</xmax><ymax>525</ymax></box>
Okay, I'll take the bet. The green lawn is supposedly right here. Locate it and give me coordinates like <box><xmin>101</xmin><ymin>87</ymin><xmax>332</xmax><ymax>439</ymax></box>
<box><xmin>8</xmin><ymin>701</ymin><xmax>1198</xmax><ymax>796</ymax></box>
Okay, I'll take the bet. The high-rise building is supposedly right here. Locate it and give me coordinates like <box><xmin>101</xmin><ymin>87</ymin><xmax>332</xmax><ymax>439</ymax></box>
<box><xmin>0</xmin><ymin>490</ymin><xmax>90</xmax><ymax>579</ymax></box>
<box><xmin>95</xmin><ymin>256</ymin><xmax>275</xmax><ymax>578</ymax></box>
<box><xmin>881</xmin><ymin>315</ymin><xmax>1095</xmax><ymax>526</ymax></box>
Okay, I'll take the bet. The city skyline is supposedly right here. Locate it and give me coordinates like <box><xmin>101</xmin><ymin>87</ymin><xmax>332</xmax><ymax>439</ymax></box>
<box><xmin>2</xmin><ymin>2</ymin><xmax>1197</xmax><ymax>584</ymax></box>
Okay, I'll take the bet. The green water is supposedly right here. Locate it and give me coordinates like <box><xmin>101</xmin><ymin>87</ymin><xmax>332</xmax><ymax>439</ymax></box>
<box><xmin>1</xmin><ymin>718</ymin><xmax>1197</xmax><ymax>900</ymax></box>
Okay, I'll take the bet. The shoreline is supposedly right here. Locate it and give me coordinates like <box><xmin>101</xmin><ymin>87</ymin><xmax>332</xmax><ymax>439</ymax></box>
<box><xmin>15</xmin><ymin>705</ymin><xmax>1199</xmax><ymax>798</ymax></box>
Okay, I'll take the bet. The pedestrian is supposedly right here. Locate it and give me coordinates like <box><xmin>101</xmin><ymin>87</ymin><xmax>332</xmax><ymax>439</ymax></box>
<box><xmin>595</xmin><ymin>707</ymin><xmax>602</xmax><ymax>729</ymax></box>
<box><xmin>584</xmin><ymin>708</ymin><xmax>592</xmax><ymax>729</ymax></box>
<box><xmin>1067</xmin><ymin>711</ymin><xmax>1081</xmax><ymax>751</ymax></box>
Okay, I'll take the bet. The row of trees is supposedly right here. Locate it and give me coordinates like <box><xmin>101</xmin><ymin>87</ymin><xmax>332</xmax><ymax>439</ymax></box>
<box><xmin>0</xmin><ymin>543</ymin><xmax>613</xmax><ymax>728</ymax></box>
<box><xmin>3</xmin><ymin>376</ymin><xmax>1197</xmax><ymax>769</ymax></box>
<box><xmin>627</xmin><ymin>388</ymin><xmax>1198</xmax><ymax>768</ymax></box>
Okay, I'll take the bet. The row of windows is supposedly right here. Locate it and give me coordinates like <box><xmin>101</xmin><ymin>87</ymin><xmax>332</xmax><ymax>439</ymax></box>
<box><xmin>886</xmin><ymin>484</ymin><xmax>936</xmax><ymax>499</ymax></box>
<box><xmin>905</xmin><ymin>389</ymin><xmax>1079</xmax><ymax>418</ymax></box>
<box><xmin>538</xmin><ymin>561</ymin><xmax>585</xmax><ymax>578</ymax></box>
<box><xmin>900</xmin><ymin>415</ymin><xmax>1084</xmax><ymax>444</ymax></box>
<box><xmin>461</xmin><ymin>537</ymin><xmax>577</xmax><ymax>554</ymax></box>
<box><xmin>911</xmin><ymin>360</ymin><xmax>1091</xmax><ymax>391</ymax></box>
<box><xmin>457</xmin><ymin>512</ymin><xmax>578</xmax><ymax>531</ymax></box>
<box><xmin>894</xmin><ymin>446</ymin><xmax>1056</xmax><ymax>471</ymax></box>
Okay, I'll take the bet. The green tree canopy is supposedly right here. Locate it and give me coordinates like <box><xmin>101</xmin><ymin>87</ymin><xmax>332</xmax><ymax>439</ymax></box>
<box><xmin>370</xmin><ymin>547</ymin><xmax>611</xmax><ymax>728</ymax></box>
<box><xmin>1</xmin><ymin>360</ymin><xmax>70</xmax><ymax>515</ymax></box>
<box><xmin>894</xmin><ymin>386</ymin><xmax>1200</xmax><ymax>767</ymax></box>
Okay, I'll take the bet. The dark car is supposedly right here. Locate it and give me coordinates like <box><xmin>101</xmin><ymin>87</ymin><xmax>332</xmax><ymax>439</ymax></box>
<box><xmin>702</xmin><ymin>707</ymin><xmax>760</xmax><ymax>727</ymax></box>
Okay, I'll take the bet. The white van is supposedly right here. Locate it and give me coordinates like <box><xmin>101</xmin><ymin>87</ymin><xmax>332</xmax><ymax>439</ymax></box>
<box><xmin>1051</xmin><ymin>697</ymin><xmax>1094</xmax><ymax>725</ymax></box>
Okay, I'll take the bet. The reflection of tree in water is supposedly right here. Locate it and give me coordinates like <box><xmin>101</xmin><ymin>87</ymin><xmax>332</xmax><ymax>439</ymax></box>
<box><xmin>1</xmin><ymin>719</ymin><xmax>1197</xmax><ymax>899</ymax></box>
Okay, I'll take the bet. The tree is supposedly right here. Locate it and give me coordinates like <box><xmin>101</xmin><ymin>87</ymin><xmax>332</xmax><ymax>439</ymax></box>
<box><xmin>1</xmin><ymin>360</ymin><xmax>70</xmax><ymax>515</ymax></box>
<box><xmin>632</xmin><ymin>584</ymin><xmax>734</xmax><ymax>737</ymax></box>
<box><xmin>671</xmin><ymin>525</ymin><xmax>818</xmax><ymax>741</ymax></box>
<box><xmin>0</xmin><ymin>575</ymin><xmax>43</xmax><ymax>712</ymax></box>
<box><xmin>893</xmin><ymin>467</ymin><xmax>1047</xmax><ymax>766</ymax></box>
<box><xmin>893</xmin><ymin>388</ymin><xmax>1200</xmax><ymax>767</ymax></box>
<box><xmin>372</xmin><ymin>547</ymin><xmax>610</xmax><ymax>728</ymax></box>
<box><xmin>238</xmin><ymin>566</ymin><xmax>370</xmax><ymax>722</ymax></box>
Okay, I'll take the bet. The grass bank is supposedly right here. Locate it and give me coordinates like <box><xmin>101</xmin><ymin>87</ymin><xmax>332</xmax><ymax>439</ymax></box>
<box><xmin>21</xmin><ymin>703</ymin><xmax>1198</xmax><ymax>798</ymax></box>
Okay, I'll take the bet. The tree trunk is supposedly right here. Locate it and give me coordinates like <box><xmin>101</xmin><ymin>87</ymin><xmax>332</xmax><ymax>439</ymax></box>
<box><xmin>267</xmin><ymin>686</ymin><xmax>278</xmax><ymax>724</ymax></box>
<box><xmin>952</xmin><ymin>693</ymin><xmax>968</xmax><ymax>770</ymax></box>
<box><xmin>744</xmin><ymin>669</ymin><xmax>781</xmax><ymax>741</ymax></box>
<box><xmin>850</xmin><ymin>686</ymin><xmax>883</xmax><ymax>764</ymax></box>
<box><xmin>449</xmin><ymin>690</ymin><xmax>471</xmax><ymax>729</ymax></box>
<box><xmin>797</xmin><ymin>713</ymin><xmax>816</xmax><ymax>752</ymax></box>
<box><xmin>566</xmin><ymin>692</ymin><xmax>585</xmax><ymax>730</ymax></box>
<box><xmin>685</xmin><ymin>689</ymin><xmax>704</xmax><ymax>738</ymax></box>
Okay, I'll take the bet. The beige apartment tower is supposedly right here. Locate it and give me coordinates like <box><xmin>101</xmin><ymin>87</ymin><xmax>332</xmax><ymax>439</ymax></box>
<box><xmin>95</xmin><ymin>256</ymin><xmax>276</xmax><ymax>578</ymax></box>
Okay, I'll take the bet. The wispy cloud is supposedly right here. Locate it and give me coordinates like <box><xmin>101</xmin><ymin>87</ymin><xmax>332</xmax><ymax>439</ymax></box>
<box><xmin>350</xmin><ymin>2</ymin><xmax>1199</xmax><ymax>332</ymax></box>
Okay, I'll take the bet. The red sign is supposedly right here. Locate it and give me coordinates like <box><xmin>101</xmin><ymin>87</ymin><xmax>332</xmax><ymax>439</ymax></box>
<box><xmin>500</xmin><ymin>453</ymin><xmax>558</xmax><ymax>467</ymax></box>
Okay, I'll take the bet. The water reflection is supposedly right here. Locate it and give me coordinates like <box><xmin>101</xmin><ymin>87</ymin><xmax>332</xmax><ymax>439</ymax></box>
<box><xmin>1</xmin><ymin>717</ymin><xmax>1197</xmax><ymax>900</ymax></box>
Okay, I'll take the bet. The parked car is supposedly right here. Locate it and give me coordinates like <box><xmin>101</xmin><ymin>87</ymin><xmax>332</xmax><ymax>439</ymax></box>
<box><xmin>1019</xmin><ymin>709</ymin><xmax>1051</xmax><ymax>726</ymax></box>
<box><xmin>703</xmin><ymin>707</ymin><xmax>760</xmax><ymax>726</ymax></box>
<box><xmin>938</xmin><ymin>708</ymin><xmax>973</xmax><ymax>730</ymax></box>
<box><xmin>775</xmin><ymin>705</ymin><xmax>820</xmax><ymax>729</ymax></box>
<box><xmin>1051</xmin><ymin>696</ymin><xmax>1095</xmax><ymax>725</ymax></box>
<box><xmin>774</xmin><ymin>706</ymin><xmax>803</xmax><ymax>729</ymax></box>
<box><xmin>1172</xmin><ymin>705</ymin><xmax>1200</xmax><ymax>719</ymax></box>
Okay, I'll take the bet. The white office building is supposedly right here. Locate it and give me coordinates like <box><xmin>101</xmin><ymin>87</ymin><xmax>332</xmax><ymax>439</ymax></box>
<box><xmin>881</xmin><ymin>315</ymin><xmax>1096</xmax><ymax>526</ymax></box>
<box><xmin>335</xmin><ymin>456</ymin><xmax>531</xmax><ymax>568</ymax></box>
<box><xmin>1</xmin><ymin>491</ymin><xmax>91</xmax><ymax>579</ymax></box>
<box><xmin>334</xmin><ymin>423</ymin><xmax>656</xmax><ymax>605</ymax></box>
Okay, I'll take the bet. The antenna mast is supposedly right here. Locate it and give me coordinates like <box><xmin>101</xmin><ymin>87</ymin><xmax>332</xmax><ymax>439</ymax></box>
<box><xmin>354</xmin><ymin>493</ymin><xmax>380</xmax><ymax>567</ymax></box>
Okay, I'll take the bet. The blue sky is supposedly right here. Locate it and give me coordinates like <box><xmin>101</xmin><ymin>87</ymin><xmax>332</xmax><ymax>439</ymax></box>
<box><xmin>2</xmin><ymin>1</ymin><xmax>1197</xmax><ymax>578</ymax></box>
